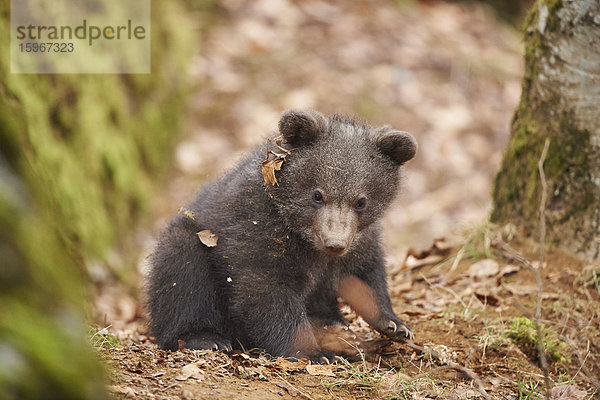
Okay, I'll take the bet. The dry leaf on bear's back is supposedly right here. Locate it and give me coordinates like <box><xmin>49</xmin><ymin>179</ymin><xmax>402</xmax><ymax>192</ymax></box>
<box><xmin>197</xmin><ymin>230</ymin><xmax>218</xmax><ymax>247</ymax></box>
<box><xmin>176</xmin><ymin>363</ymin><xmax>204</xmax><ymax>381</ymax></box>
<box><xmin>275</xmin><ymin>357</ymin><xmax>308</xmax><ymax>372</ymax></box>
<box><xmin>261</xmin><ymin>159</ymin><xmax>283</xmax><ymax>185</ymax></box>
<box><xmin>550</xmin><ymin>384</ymin><xmax>587</xmax><ymax>400</ymax></box>
<box><xmin>467</xmin><ymin>259</ymin><xmax>499</xmax><ymax>279</ymax></box>
<box><xmin>306</xmin><ymin>364</ymin><xmax>335</xmax><ymax>377</ymax></box>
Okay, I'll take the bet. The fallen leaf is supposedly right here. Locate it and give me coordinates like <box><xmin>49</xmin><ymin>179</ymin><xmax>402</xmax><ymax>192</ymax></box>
<box><xmin>542</xmin><ymin>292</ymin><xmax>559</xmax><ymax>300</ymax></box>
<box><xmin>261</xmin><ymin>159</ymin><xmax>283</xmax><ymax>185</ymax></box>
<box><xmin>550</xmin><ymin>385</ymin><xmax>587</xmax><ymax>400</ymax></box>
<box><xmin>474</xmin><ymin>291</ymin><xmax>500</xmax><ymax>306</ymax></box>
<box><xmin>276</xmin><ymin>382</ymin><xmax>299</xmax><ymax>397</ymax></box>
<box><xmin>108</xmin><ymin>385</ymin><xmax>135</xmax><ymax>397</ymax></box>
<box><xmin>404</xmin><ymin>254</ymin><xmax>443</xmax><ymax>269</ymax></box>
<box><xmin>306</xmin><ymin>364</ymin><xmax>335</xmax><ymax>377</ymax></box>
<box><xmin>391</xmin><ymin>278</ymin><xmax>413</xmax><ymax>294</ymax></box>
<box><xmin>499</xmin><ymin>264</ymin><xmax>520</xmax><ymax>277</ymax></box>
<box><xmin>467</xmin><ymin>259</ymin><xmax>499</xmax><ymax>279</ymax></box>
<box><xmin>197</xmin><ymin>230</ymin><xmax>218</xmax><ymax>247</ymax></box>
<box><xmin>176</xmin><ymin>363</ymin><xmax>204</xmax><ymax>381</ymax></box>
<box><xmin>275</xmin><ymin>357</ymin><xmax>308</xmax><ymax>372</ymax></box>
<box><xmin>503</xmin><ymin>283</ymin><xmax>536</xmax><ymax>296</ymax></box>
<box><xmin>181</xmin><ymin>389</ymin><xmax>195</xmax><ymax>400</ymax></box>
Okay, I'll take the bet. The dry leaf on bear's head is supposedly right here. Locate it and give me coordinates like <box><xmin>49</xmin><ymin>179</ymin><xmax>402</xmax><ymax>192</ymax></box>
<box><xmin>197</xmin><ymin>230</ymin><xmax>218</xmax><ymax>247</ymax></box>
<box><xmin>262</xmin><ymin>159</ymin><xmax>283</xmax><ymax>186</ymax></box>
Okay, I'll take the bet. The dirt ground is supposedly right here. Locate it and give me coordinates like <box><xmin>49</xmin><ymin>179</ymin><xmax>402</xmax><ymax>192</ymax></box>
<box><xmin>92</xmin><ymin>1</ymin><xmax>600</xmax><ymax>399</ymax></box>
<box><xmin>100</xmin><ymin>234</ymin><xmax>599</xmax><ymax>399</ymax></box>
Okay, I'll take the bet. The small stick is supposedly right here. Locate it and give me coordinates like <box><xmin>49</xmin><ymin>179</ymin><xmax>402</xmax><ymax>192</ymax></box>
<box><xmin>274</xmin><ymin>372</ymin><xmax>314</xmax><ymax>400</ymax></box>
<box><xmin>536</xmin><ymin>138</ymin><xmax>551</xmax><ymax>399</ymax></box>
<box><xmin>404</xmin><ymin>341</ymin><xmax>492</xmax><ymax>400</ymax></box>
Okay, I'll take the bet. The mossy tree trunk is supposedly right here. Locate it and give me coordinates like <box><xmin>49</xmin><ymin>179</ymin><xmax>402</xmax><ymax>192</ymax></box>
<box><xmin>492</xmin><ymin>0</ymin><xmax>600</xmax><ymax>260</ymax></box>
<box><xmin>0</xmin><ymin>1</ymin><xmax>197</xmax><ymax>398</ymax></box>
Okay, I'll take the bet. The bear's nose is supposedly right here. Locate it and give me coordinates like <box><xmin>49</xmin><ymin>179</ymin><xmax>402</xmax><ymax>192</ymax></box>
<box><xmin>324</xmin><ymin>243</ymin><xmax>347</xmax><ymax>257</ymax></box>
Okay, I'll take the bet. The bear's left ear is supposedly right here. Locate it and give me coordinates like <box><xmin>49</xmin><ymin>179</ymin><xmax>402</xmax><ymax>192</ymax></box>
<box><xmin>279</xmin><ymin>109</ymin><xmax>327</xmax><ymax>147</ymax></box>
<box><xmin>375</xmin><ymin>127</ymin><xmax>417</xmax><ymax>165</ymax></box>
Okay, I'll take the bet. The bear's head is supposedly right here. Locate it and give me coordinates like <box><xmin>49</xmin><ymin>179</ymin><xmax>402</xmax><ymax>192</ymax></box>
<box><xmin>269</xmin><ymin>109</ymin><xmax>416</xmax><ymax>258</ymax></box>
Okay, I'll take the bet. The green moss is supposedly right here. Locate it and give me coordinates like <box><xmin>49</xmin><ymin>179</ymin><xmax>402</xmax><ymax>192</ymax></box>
<box><xmin>0</xmin><ymin>0</ymin><xmax>198</xmax><ymax>397</ymax></box>
<box><xmin>0</xmin><ymin>1</ymin><xmax>194</xmax><ymax>264</ymax></box>
<box><xmin>506</xmin><ymin>317</ymin><xmax>569</xmax><ymax>363</ymax></box>
<box><xmin>89</xmin><ymin>327</ymin><xmax>121</xmax><ymax>350</ymax></box>
<box><xmin>491</xmin><ymin>0</ymin><xmax>595</xmax><ymax>242</ymax></box>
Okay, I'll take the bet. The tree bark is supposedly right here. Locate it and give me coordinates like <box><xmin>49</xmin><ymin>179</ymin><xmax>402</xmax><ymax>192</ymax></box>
<box><xmin>492</xmin><ymin>0</ymin><xmax>600</xmax><ymax>259</ymax></box>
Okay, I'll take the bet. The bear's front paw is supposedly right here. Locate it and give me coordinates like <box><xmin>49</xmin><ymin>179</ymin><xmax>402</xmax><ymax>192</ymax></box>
<box><xmin>314</xmin><ymin>325</ymin><xmax>361</xmax><ymax>357</ymax></box>
<box><xmin>183</xmin><ymin>334</ymin><xmax>232</xmax><ymax>352</ymax></box>
<box><xmin>309</xmin><ymin>350</ymin><xmax>336</xmax><ymax>365</ymax></box>
<box><xmin>377</xmin><ymin>318</ymin><xmax>413</xmax><ymax>342</ymax></box>
<box><xmin>290</xmin><ymin>350</ymin><xmax>335</xmax><ymax>365</ymax></box>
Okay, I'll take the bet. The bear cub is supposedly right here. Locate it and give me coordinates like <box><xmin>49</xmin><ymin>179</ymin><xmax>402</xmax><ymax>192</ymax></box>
<box><xmin>146</xmin><ymin>110</ymin><xmax>416</xmax><ymax>362</ymax></box>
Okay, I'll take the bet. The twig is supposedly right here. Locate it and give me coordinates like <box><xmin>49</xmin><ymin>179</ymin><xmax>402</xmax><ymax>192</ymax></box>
<box><xmin>536</xmin><ymin>138</ymin><xmax>551</xmax><ymax>399</ymax></box>
<box><xmin>419</xmin><ymin>272</ymin><xmax>468</xmax><ymax>309</ymax></box>
<box><xmin>560</xmin><ymin>334</ymin><xmax>600</xmax><ymax>393</ymax></box>
<box><xmin>404</xmin><ymin>341</ymin><xmax>492</xmax><ymax>400</ymax></box>
<box><xmin>274</xmin><ymin>371</ymin><xmax>314</xmax><ymax>400</ymax></box>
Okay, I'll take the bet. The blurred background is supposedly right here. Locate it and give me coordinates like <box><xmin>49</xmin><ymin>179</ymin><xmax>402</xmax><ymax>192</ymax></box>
<box><xmin>150</xmin><ymin>0</ymin><xmax>526</xmax><ymax>271</ymax></box>
<box><xmin>0</xmin><ymin>0</ymin><xmax>531</xmax><ymax>397</ymax></box>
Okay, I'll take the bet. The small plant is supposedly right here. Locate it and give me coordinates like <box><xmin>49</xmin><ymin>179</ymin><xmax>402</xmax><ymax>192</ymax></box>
<box><xmin>506</xmin><ymin>317</ymin><xmax>569</xmax><ymax>363</ymax></box>
<box><xmin>89</xmin><ymin>325</ymin><xmax>120</xmax><ymax>349</ymax></box>
<box><xmin>516</xmin><ymin>374</ymin><xmax>542</xmax><ymax>400</ymax></box>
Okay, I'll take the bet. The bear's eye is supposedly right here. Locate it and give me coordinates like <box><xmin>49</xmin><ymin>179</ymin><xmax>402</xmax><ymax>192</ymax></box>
<box><xmin>313</xmin><ymin>190</ymin><xmax>324</xmax><ymax>204</ymax></box>
<box><xmin>355</xmin><ymin>197</ymin><xmax>367</xmax><ymax>211</ymax></box>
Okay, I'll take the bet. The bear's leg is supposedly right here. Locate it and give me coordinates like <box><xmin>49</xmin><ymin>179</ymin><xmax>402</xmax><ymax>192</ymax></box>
<box><xmin>338</xmin><ymin>274</ymin><xmax>413</xmax><ymax>342</ymax></box>
<box><xmin>305</xmin><ymin>278</ymin><xmax>361</xmax><ymax>357</ymax></box>
<box><xmin>306</xmin><ymin>278</ymin><xmax>346</xmax><ymax>327</ymax></box>
<box><xmin>183</xmin><ymin>331</ymin><xmax>232</xmax><ymax>351</ymax></box>
<box><xmin>147</xmin><ymin>219</ymin><xmax>229</xmax><ymax>351</ymax></box>
<box><xmin>229</xmin><ymin>283</ymin><xmax>332</xmax><ymax>363</ymax></box>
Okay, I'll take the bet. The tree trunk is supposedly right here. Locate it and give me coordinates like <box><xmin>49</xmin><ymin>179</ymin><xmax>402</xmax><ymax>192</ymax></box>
<box><xmin>492</xmin><ymin>0</ymin><xmax>600</xmax><ymax>260</ymax></box>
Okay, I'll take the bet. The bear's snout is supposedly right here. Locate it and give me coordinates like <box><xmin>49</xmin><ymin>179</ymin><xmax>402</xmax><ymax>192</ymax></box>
<box><xmin>315</xmin><ymin>205</ymin><xmax>357</xmax><ymax>257</ymax></box>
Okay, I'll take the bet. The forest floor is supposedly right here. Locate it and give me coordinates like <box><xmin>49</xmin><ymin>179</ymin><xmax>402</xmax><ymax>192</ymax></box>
<box><xmin>100</xmin><ymin>235</ymin><xmax>600</xmax><ymax>399</ymax></box>
<box><xmin>93</xmin><ymin>1</ymin><xmax>600</xmax><ymax>398</ymax></box>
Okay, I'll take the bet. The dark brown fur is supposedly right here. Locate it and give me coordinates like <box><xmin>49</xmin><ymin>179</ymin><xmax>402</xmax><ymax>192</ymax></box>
<box><xmin>146</xmin><ymin>110</ymin><xmax>416</xmax><ymax>362</ymax></box>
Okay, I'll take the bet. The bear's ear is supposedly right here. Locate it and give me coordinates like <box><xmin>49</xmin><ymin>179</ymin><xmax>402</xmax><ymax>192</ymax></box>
<box><xmin>278</xmin><ymin>109</ymin><xmax>327</xmax><ymax>147</ymax></box>
<box><xmin>375</xmin><ymin>127</ymin><xmax>417</xmax><ymax>165</ymax></box>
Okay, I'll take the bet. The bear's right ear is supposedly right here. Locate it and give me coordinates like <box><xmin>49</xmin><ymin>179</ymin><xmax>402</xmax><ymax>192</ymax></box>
<box><xmin>375</xmin><ymin>128</ymin><xmax>417</xmax><ymax>165</ymax></box>
<box><xmin>278</xmin><ymin>109</ymin><xmax>327</xmax><ymax>147</ymax></box>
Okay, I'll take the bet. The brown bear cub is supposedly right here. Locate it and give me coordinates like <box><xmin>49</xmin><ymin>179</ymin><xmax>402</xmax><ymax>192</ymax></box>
<box><xmin>146</xmin><ymin>110</ymin><xmax>416</xmax><ymax>362</ymax></box>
